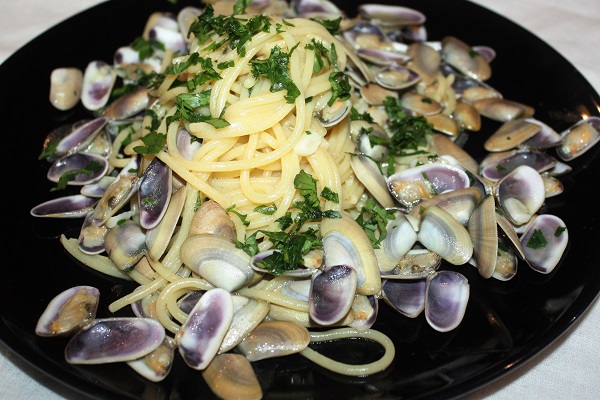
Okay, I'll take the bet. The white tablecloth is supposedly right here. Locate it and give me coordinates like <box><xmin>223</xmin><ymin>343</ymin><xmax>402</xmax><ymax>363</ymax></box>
<box><xmin>1</xmin><ymin>1</ymin><xmax>598</xmax><ymax>399</ymax></box>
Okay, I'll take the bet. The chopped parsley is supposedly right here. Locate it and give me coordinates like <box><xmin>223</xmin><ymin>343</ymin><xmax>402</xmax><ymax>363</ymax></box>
<box><xmin>251</xmin><ymin>45</ymin><xmax>301</xmax><ymax>103</ymax></box>
<box><xmin>354</xmin><ymin>198</ymin><xmax>396</xmax><ymax>248</ymax></box>
<box><xmin>133</xmin><ymin>131</ymin><xmax>167</xmax><ymax>155</ymax></box>
<box><xmin>51</xmin><ymin>159</ymin><xmax>103</xmax><ymax>191</ymax></box>
<box><xmin>526</xmin><ymin>229</ymin><xmax>548</xmax><ymax>249</ymax></box>
<box><xmin>235</xmin><ymin>171</ymin><xmax>341</xmax><ymax>275</ymax></box>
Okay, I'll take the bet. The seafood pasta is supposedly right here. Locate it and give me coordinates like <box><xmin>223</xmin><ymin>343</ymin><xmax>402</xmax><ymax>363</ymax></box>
<box><xmin>33</xmin><ymin>0</ymin><xmax>581</xmax><ymax>397</ymax></box>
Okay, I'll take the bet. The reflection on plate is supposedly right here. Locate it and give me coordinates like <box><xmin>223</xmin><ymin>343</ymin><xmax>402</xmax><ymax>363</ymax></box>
<box><xmin>1</xmin><ymin>0</ymin><xmax>599</xmax><ymax>399</ymax></box>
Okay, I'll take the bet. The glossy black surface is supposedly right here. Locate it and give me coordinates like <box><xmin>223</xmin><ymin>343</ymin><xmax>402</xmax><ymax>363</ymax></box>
<box><xmin>1</xmin><ymin>0</ymin><xmax>599</xmax><ymax>399</ymax></box>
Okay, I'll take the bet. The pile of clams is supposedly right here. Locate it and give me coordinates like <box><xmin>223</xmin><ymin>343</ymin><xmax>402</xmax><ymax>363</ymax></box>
<box><xmin>32</xmin><ymin>0</ymin><xmax>596</xmax><ymax>398</ymax></box>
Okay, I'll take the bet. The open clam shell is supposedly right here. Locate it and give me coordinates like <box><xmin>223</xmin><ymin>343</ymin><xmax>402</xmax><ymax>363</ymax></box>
<box><xmin>555</xmin><ymin>116</ymin><xmax>600</xmax><ymax>161</ymax></box>
<box><xmin>35</xmin><ymin>286</ymin><xmax>99</xmax><ymax>337</ymax></box>
<box><xmin>493</xmin><ymin>165</ymin><xmax>545</xmax><ymax>226</ymax></box>
<box><xmin>309</xmin><ymin>265</ymin><xmax>357</xmax><ymax>326</ymax></box>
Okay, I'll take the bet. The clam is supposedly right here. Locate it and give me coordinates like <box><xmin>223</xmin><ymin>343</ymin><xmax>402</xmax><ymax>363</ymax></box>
<box><xmin>418</xmin><ymin>205</ymin><xmax>473</xmax><ymax>265</ymax></box>
<box><xmin>176</xmin><ymin>288</ymin><xmax>233</xmax><ymax>370</ymax></box>
<box><xmin>473</xmin><ymin>98</ymin><xmax>535</xmax><ymax>122</ymax></box>
<box><xmin>91</xmin><ymin>155</ymin><xmax>141</xmax><ymax>226</ymax></box>
<box><xmin>180</xmin><ymin>234</ymin><xmax>256</xmax><ymax>292</ymax></box>
<box><xmin>201</xmin><ymin>354</ymin><xmax>262</xmax><ymax>400</ymax></box>
<box><xmin>520</xmin><ymin>118</ymin><xmax>563</xmax><ymax>150</ymax></box>
<box><xmin>406</xmin><ymin>42</ymin><xmax>441</xmax><ymax>85</ymax></box>
<box><xmin>47</xmin><ymin>152</ymin><xmax>109</xmax><ymax>186</ymax></box>
<box><xmin>81</xmin><ymin>60</ymin><xmax>116</xmax><ymax>111</ymax></box>
<box><xmin>65</xmin><ymin>317</ymin><xmax>165</xmax><ymax>364</ymax></box>
<box><xmin>321</xmin><ymin>212</ymin><xmax>381</xmax><ymax>295</ymax></box>
<box><xmin>351</xmin><ymin>120</ymin><xmax>389</xmax><ymax>161</ymax></box>
<box><xmin>237</xmin><ymin>321</ymin><xmax>310</xmax><ymax>361</ymax></box>
<box><xmin>350</xmin><ymin>294</ymin><xmax>378</xmax><ymax>330</ymax></box>
<box><xmin>453</xmin><ymin>100</ymin><xmax>481</xmax><ymax>131</ymax></box>
<box><xmin>467</xmin><ymin>195</ymin><xmax>497</xmax><ymax>278</ymax></box>
<box><xmin>127</xmin><ymin>336</ymin><xmax>175</xmax><ymax>382</ymax></box>
<box><xmin>138</xmin><ymin>157</ymin><xmax>173</xmax><ymax>230</ymax></box>
<box><xmin>375</xmin><ymin>211</ymin><xmax>418</xmax><ymax>272</ymax></box>
<box><xmin>400</xmin><ymin>92</ymin><xmax>443</xmax><ymax>116</ymax></box>
<box><xmin>520</xmin><ymin>214</ymin><xmax>568</xmax><ymax>274</ymax></box>
<box><xmin>176</xmin><ymin>127</ymin><xmax>203</xmax><ymax>160</ymax></box>
<box><xmin>425</xmin><ymin>271</ymin><xmax>469</xmax><ymax>332</ymax></box>
<box><xmin>407</xmin><ymin>186</ymin><xmax>482</xmax><ymax>227</ymax></box>
<box><xmin>358</xmin><ymin>4</ymin><xmax>426</xmax><ymax>28</ymax></box>
<box><xmin>220</xmin><ymin>296</ymin><xmax>270</xmax><ymax>353</ymax></box>
<box><xmin>426</xmin><ymin>113</ymin><xmax>459</xmax><ymax>137</ymax></box>
<box><xmin>350</xmin><ymin>155</ymin><xmax>395</xmax><ymax>209</ymax></box>
<box><xmin>374</xmin><ymin>64</ymin><xmax>421</xmax><ymax>90</ymax></box>
<box><xmin>78</xmin><ymin>211</ymin><xmax>108</xmax><ymax>254</ymax></box>
<box><xmin>104</xmin><ymin>219</ymin><xmax>147</xmax><ymax>271</ymax></box>
<box><xmin>30</xmin><ymin>194</ymin><xmax>98</xmax><ymax>218</ymax></box>
<box><xmin>102</xmin><ymin>87</ymin><xmax>150</xmax><ymax>121</ymax></box>
<box><xmin>379</xmin><ymin>248</ymin><xmax>442</xmax><ymax>280</ymax></box>
<box><xmin>494</xmin><ymin>165</ymin><xmax>545</xmax><ymax>226</ymax></box>
<box><xmin>381</xmin><ymin>278</ymin><xmax>426</xmax><ymax>318</ymax></box>
<box><xmin>309</xmin><ymin>264</ymin><xmax>357</xmax><ymax>325</ymax></box>
<box><xmin>484</xmin><ymin>118</ymin><xmax>542</xmax><ymax>152</ymax></box>
<box><xmin>442</xmin><ymin>36</ymin><xmax>491</xmax><ymax>81</ymax></box>
<box><xmin>49</xmin><ymin>67</ymin><xmax>83</xmax><ymax>111</ymax></box>
<box><xmin>480</xmin><ymin>149</ymin><xmax>557</xmax><ymax>181</ymax></box>
<box><xmin>556</xmin><ymin>116</ymin><xmax>600</xmax><ymax>161</ymax></box>
<box><xmin>50</xmin><ymin>117</ymin><xmax>108</xmax><ymax>160</ymax></box>
<box><xmin>189</xmin><ymin>199</ymin><xmax>236</xmax><ymax>239</ymax></box>
<box><xmin>35</xmin><ymin>286</ymin><xmax>99</xmax><ymax>337</ymax></box>
<box><xmin>387</xmin><ymin>163</ymin><xmax>471</xmax><ymax>208</ymax></box>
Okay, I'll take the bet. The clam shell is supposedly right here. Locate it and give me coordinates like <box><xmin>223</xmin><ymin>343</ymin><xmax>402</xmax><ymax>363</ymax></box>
<box><xmin>81</xmin><ymin>60</ymin><xmax>116</xmax><ymax>111</ymax></box>
<box><xmin>382</xmin><ymin>278</ymin><xmax>426</xmax><ymax>318</ymax></box>
<box><xmin>321</xmin><ymin>213</ymin><xmax>381</xmax><ymax>295</ymax></box>
<box><xmin>49</xmin><ymin>67</ymin><xmax>83</xmax><ymax>111</ymax></box>
<box><xmin>417</xmin><ymin>205</ymin><xmax>473</xmax><ymax>265</ymax></box>
<box><xmin>442</xmin><ymin>36</ymin><xmax>491</xmax><ymax>81</ymax></box>
<box><xmin>425</xmin><ymin>271</ymin><xmax>469</xmax><ymax>332</ymax></box>
<box><xmin>556</xmin><ymin>116</ymin><xmax>600</xmax><ymax>161</ymax></box>
<box><xmin>35</xmin><ymin>286</ymin><xmax>99</xmax><ymax>337</ymax></box>
<box><xmin>30</xmin><ymin>194</ymin><xmax>97</xmax><ymax>218</ymax></box>
<box><xmin>468</xmin><ymin>195</ymin><xmax>497</xmax><ymax>278</ymax></box>
<box><xmin>65</xmin><ymin>317</ymin><xmax>165</xmax><ymax>364</ymax></box>
<box><xmin>484</xmin><ymin>118</ymin><xmax>541</xmax><ymax>152</ymax></box>
<box><xmin>309</xmin><ymin>265</ymin><xmax>357</xmax><ymax>325</ymax></box>
<box><xmin>177</xmin><ymin>288</ymin><xmax>233</xmax><ymax>370</ymax></box>
<box><xmin>180</xmin><ymin>234</ymin><xmax>255</xmax><ymax>292</ymax></box>
<box><xmin>520</xmin><ymin>214</ymin><xmax>568</xmax><ymax>274</ymax></box>
<box><xmin>236</xmin><ymin>321</ymin><xmax>310</xmax><ymax>361</ymax></box>
<box><xmin>139</xmin><ymin>157</ymin><xmax>173</xmax><ymax>230</ymax></box>
<box><xmin>494</xmin><ymin>165</ymin><xmax>545</xmax><ymax>226</ymax></box>
<box><xmin>201</xmin><ymin>354</ymin><xmax>262</xmax><ymax>400</ymax></box>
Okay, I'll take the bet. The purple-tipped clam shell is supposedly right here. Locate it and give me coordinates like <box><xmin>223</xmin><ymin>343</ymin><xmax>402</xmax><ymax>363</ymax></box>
<box><xmin>177</xmin><ymin>288</ymin><xmax>233</xmax><ymax>370</ymax></box>
<box><xmin>382</xmin><ymin>279</ymin><xmax>426</xmax><ymax>318</ymax></box>
<box><xmin>30</xmin><ymin>194</ymin><xmax>98</xmax><ymax>218</ymax></box>
<box><xmin>35</xmin><ymin>286</ymin><xmax>99</xmax><ymax>337</ymax></box>
<box><xmin>480</xmin><ymin>149</ymin><xmax>557</xmax><ymax>181</ymax></box>
<box><xmin>138</xmin><ymin>157</ymin><xmax>172</xmax><ymax>229</ymax></box>
<box><xmin>520</xmin><ymin>214</ymin><xmax>568</xmax><ymax>274</ymax></box>
<box><xmin>54</xmin><ymin>117</ymin><xmax>108</xmax><ymax>156</ymax></box>
<box><xmin>425</xmin><ymin>271</ymin><xmax>469</xmax><ymax>332</ymax></box>
<box><xmin>309</xmin><ymin>265</ymin><xmax>357</xmax><ymax>325</ymax></box>
<box><xmin>65</xmin><ymin>317</ymin><xmax>165</xmax><ymax>364</ymax></box>
<box><xmin>47</xmin><ymin>152</ymin><xmax>109</xmax><ymax>186</ymax></box>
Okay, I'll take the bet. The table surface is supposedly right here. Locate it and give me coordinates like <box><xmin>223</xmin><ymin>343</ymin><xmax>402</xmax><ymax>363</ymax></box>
<box><xmin>1</xmin><ymin>1</ymin><xmax>598</xmax><ymax>399</ymax></box>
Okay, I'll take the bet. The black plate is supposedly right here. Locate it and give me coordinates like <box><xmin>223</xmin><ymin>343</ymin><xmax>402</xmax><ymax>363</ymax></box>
<box><xmin>2</xmin><ymin>0</ymin><xmax>599</xmax><ymax>399</ymax></box>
